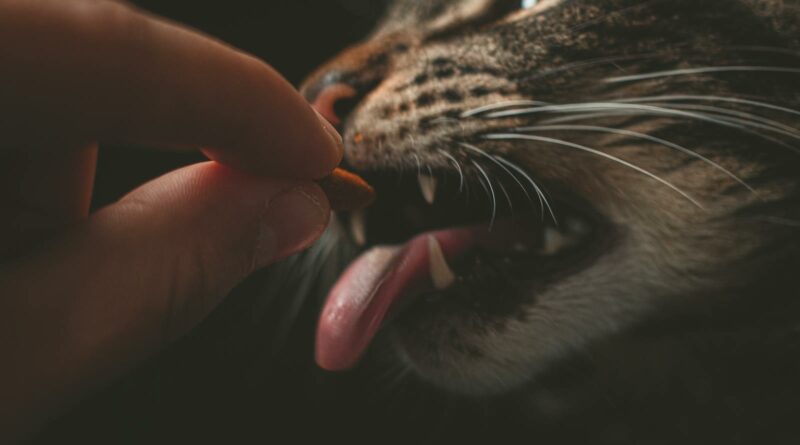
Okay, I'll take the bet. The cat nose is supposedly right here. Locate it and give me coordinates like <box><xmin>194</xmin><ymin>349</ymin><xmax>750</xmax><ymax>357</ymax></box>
<box><xmin>303</xmin><ymin>67</ymin><xmax>376</xmax><ymax>127</ymax></box>
<box><xmin>307</xmin><ymin>80</ymin><xmax>359</xmax><ymax>126</ymax></box>
<box><xmin>301</xmin><ymin>37</ymin><xmax>406</xmax><ymax>126</ymax></box>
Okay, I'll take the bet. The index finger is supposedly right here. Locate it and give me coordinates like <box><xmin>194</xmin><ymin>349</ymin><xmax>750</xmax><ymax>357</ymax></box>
<box><xmin>0</xmin><ymin>0</ymin><xmax>342</xmax><ymax>179</ymax></box>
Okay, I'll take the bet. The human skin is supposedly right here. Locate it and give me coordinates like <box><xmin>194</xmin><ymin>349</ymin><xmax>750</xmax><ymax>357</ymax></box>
<box><xmin>0</xmin><ymin>0</ymin><xmax>343</xmax><ymax>440</ymax></box>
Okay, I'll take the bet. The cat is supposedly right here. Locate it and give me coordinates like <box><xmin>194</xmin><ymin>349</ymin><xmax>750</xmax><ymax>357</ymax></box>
<box><xmin>295</xmin><ymin>0</ymin><xmax>800</xmax><ymax>443</ymax></box>
<box><xmin>37</xmin><ymin>1</ymin><xmax>800</xmax><ymax>444</ymax></box>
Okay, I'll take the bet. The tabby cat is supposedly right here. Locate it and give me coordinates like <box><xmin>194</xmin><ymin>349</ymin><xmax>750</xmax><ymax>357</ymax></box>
<box><xmin>296</xmin><ymin>0</ymin><xmax>800</xmax><ymax>443</ymax></box>
<box><xmin>39</xmin><ymin>1</ymin><xmax>800</xmax><ymax>444</ymax></box>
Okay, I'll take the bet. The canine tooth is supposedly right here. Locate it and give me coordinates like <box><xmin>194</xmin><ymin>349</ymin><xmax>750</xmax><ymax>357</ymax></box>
<box><xmin>540</xmin><ymin>227</ymin><xmax>568</xmax><ymax>256</ymax></box>
<box><xmin>349</xmin><ymin>210</ymin><xmax>367</xmax><ymax>247</ymax></box>
<box><xmin>428</xmin><ymin>236</ymin><xmax>457</xmax><ymax>290</ymax></box>
<box><xmin>418</xmin><ymin>173</ymin><xmax>437</xmax><ymax>205</ymax></box>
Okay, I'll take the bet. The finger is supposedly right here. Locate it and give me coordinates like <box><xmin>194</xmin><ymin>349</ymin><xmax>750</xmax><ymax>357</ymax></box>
<box><xmin>0</xmin><ymin>162</ymin><xmax>330</xmax><ymax>439</ymax></box>
<box><xmin>0</xmin><ymin>0</ymin><xmax>342</xmax><ymax>179</ymax></box>
<box><xmin>0</xmin><ymin>145</ymin><xmax>97</xmax><ymax>257</ymax></box>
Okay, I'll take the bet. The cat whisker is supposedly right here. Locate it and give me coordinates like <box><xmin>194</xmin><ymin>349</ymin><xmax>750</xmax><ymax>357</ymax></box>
<box><xmin>470</xmin><ymin>159</ymin><xmax>499</xmax><ymax>230</ymax></box>
<box><xmin>485</xmin><ymin>102</ymin><xmax>800</xmax><ymax>153</ymax></box>
<box><xmin>494</xmin><ymin>155</ymin><xmax>557</xmax><ymax>224</ymax></box>
<box><xmin>426</xmin><ymin>164</ymin><xmax>435</xmax><ymax>182</ymax></box>
<box><xmin>513</xmin><ymin>124</ymin><xmax>756</xmax><ymax>194</ymax></box>
<box><xmin>537</xmin><ymin>110</ymin><xmax>800</xmax><ymax>153</ymax></box>
<box><xmin>484</xmin><ymin>102</ymin><xmax>752</xmax><ymax>128</ymax></box>
<box><xmin>459</xmin><ymin>142</ymin><xmax>539</xmax><ymax>214</ymax></box>
<box><xmin>648</xmin><ymin>103</ymin><xmax>800</xmax><ymax>139</ymax></box>
<box><xmin>497</xmin><ymin>181</ymin><xmax>515</xmax><ymax>214</ymax></box>
<box><xmin>484</xmin><ymin>133</ymin><xmax>706</xmax><ymax>209</ymax></box>
<box><xmin>614</xmin><ymin>95</ymin><xmax>800</xmax><ymax>117</ymax></box>
<box><xmin>679</xmin><ymin>110</ymin><xmax>800</xmax><ymax>148</ymax></box>
<box><xmin>604</xmin><ymin>66</ymin><xmax>800</xmax><ymax>84</ymax></box>
<box><xmin>461</xmin><ymin>100</ymin><xmax>550</xmax><ymax>118</ymax></box>
<box><xmin>413</xmin><ymin>153</ymin><xmax>422</xmax><ymax>176</ymax></box>
<box><xmin>438</xmin><ymin>148</ymin><xmax>466</xmax><ymax>193</ymax></box>
<box><xmin>538</xmin><ymin>110</ymin><xmax>642</xmax><ymax>124</ymax></box>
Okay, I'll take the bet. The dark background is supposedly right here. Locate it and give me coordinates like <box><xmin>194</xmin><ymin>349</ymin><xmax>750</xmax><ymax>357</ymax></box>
<box><xmin>93</xmin><ymin>0</ymin><xmax>383</xmax><ymax>208</ymax></box>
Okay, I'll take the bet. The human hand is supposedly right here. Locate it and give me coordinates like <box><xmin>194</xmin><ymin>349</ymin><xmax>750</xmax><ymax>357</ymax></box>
<box><xmin>0</xmin><ymin>0</ymin><xmax>342</xmax><ymax>439</ymax></box>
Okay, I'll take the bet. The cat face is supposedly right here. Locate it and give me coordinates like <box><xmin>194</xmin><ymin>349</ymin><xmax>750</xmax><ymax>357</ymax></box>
<box><xmin>302</xmin><ymin>0</ymin><xmax>800</xmax><ymax>395</ymax></box>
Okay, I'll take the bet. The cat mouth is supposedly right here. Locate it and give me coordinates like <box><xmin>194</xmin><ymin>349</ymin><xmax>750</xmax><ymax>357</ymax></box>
<box><xmin>315</xmin><ymin>166</ymin><xmax>606</xmax><ymax>371</ymax></box>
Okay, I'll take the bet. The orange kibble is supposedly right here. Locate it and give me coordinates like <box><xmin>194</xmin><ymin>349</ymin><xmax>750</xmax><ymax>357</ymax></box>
<box><xmin>317</xmin><ymin>168</ymin><xmax>376</xmax><ymax>212</ymax></box>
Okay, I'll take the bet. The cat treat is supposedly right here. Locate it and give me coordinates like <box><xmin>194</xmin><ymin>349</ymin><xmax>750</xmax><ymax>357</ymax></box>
<box><xmin>318</xmin><ymin>168</ymin><xmax>376</xmax><ymax>212</ymax></box>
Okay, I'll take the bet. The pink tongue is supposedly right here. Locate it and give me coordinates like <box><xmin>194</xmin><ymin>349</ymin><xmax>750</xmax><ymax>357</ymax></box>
<box><xmin>316</xmin><ymin>230</ymin><xmax>475</xmax><ymax>371</ymax></box>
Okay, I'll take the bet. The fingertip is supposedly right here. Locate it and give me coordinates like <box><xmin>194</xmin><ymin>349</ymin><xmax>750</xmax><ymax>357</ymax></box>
<box><xmin>293</xmin><ymin>107</ymin><xmax>344</xmax><ymax>179</ymax></box>
<box><xmin>199</xmin><ymin>102</ymin><xmax>343</xmax><ymax>180</ymax></box>
<box><xmin>203</xmin><ymin>59</ymin><xmax>343</xmax><ymax>179</ymax></box>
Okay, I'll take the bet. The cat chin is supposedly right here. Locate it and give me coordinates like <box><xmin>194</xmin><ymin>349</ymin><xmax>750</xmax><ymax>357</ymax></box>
<box><xmin>386</xmin><ymin>326</ymin><xmax>539</xmax><ymax>396</ymax></box>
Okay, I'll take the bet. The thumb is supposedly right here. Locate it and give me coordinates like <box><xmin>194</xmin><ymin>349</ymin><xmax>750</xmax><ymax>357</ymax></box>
<box><xmin>0</xmin><ymin>161</ymin><xmax>330</xmax><ymax>438</ymax></box>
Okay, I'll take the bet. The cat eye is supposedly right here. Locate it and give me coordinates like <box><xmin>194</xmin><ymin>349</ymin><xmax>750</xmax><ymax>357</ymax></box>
<box><xmin>483</xmin><ymin>0</ymin><xmax>539</xmax><ymax>24</ymax></box>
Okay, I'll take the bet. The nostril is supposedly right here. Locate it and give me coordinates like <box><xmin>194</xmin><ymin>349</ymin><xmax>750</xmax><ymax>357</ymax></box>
<box><xmin>311</xmin><ymin>83</ymin><xmax>358</xmax><ymax>127</ymax></box>
<box><xmin>333</xmin><ymin>95</ymin><xmax>362</xmax><ymax>126</ymax></box>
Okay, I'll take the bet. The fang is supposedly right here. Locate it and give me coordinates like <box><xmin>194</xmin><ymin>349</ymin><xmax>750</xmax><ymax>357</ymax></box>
<box><xmin>428</xmin><ymin>235</ymin><xmax>457</xmax><ymax>290</ymax></box>
<box><xmin>418</xmin><ymin>173</ymin><xmax>438</xmax><ymax>205</ymax></box>
<box><xmin>350</xmin><ymin>210</ymin><xmax>367</xmax><ymax>247</ymax></box>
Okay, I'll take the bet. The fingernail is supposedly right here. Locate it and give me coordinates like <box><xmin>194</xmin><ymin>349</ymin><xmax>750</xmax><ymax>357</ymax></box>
<box><xmin>257</xmin><ymin>186</ymin><xmax>329</xmax><ymax>267</ymax></box>
<box><xmin>314</xmin><ymin>109</ymin><xmax>344</xmax><ymax>165</ymax></box>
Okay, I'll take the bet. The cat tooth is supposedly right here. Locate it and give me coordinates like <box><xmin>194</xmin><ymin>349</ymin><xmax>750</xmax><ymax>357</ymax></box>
<box><xmin>540</xmin><ymin>227</ymin><xmax>568</xmax><ymax>256</ymax></box>
<box><xmin>428</xmin><ymin>236</ymin><xmax>457</xmax><ymax>290</ymax></box>
<box><xmin>349</xmin><ymin>210</ymin><xmax>367</xmax><ymax>247</ymax></box>
<box><xmin>418</xmin><ymin>173</ymin><xmax>437</xmax><ymax>205</ymax></box>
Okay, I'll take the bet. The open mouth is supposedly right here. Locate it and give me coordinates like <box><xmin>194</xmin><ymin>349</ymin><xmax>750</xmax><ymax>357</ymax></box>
<box><xmin>315</xmin><ymin>164</ymin><xmax>606</xmax><ymax>371</ymax></box>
